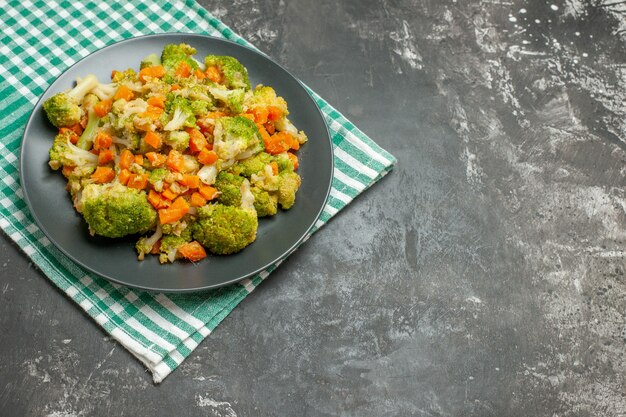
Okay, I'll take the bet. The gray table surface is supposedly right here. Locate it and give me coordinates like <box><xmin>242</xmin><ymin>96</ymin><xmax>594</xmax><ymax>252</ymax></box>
<box><xmin>2</xmin><ymin>0</ymin><xmax>625</xmax><ymax>416</ymax></box>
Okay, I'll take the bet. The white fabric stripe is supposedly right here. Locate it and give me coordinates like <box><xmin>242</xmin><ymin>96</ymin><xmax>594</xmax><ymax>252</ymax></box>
<box><xmin>198</xmin><ymin>326</ymin><xmax>211</xmax><ymax>337</ymax></box>
<box><xmin>152</xmin><ymin>361</ymin><xmax>174</xmax><ymax>383</ymax></box>
<box><xmin>125</xmin><ymin>317</ymin><xmax>176</xmax><ymax>352</ymax></box>
<box><xmin>334</xmin><ymin>169</ymin><xmax>367</xmax><ymax>192</ymax></box>
<box><xmin>154</xmin><ymin>294</ymin><xmax>206</xmax><ymax>329</ymax></box>
<box><xmin>329</xmin><ymin>188</ymin><xmax>352</xmax><ymax>205</ymax></box>
<box><xmin>139</xmin><ymin>303</ymin><xmax>190</xmax><ymax>341</ymax></box>
<box><xmin>110</xmin><ymin>327</ymin><xmax>162</xmax><ymax>366</ymax></box>
<box><xmin>333</xmin><ymin>146</ymin><xmax>380</xmax><ymax>179</ymax></box>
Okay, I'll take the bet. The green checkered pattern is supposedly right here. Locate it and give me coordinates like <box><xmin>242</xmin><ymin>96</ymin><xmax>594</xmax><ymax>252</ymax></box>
<box><xmin>0</xmin><ymin>0</ymin><xmax>396</xmax><ymax>383</ymax></box>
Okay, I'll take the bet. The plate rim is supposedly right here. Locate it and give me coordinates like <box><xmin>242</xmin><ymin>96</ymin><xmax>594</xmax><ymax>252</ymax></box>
<box><xmin>19</xmin><ymin>32</ymin><xmax>334</xmax><ymax>293</ymax></box>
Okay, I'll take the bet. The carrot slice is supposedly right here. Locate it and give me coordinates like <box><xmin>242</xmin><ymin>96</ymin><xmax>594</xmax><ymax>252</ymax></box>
<box><xmin>161</xmin><ymin>187</ymin><xmax>178</xmax><ymax>201</ymax></box>
<box><xmin>93</xmin><ymin>99</ymin><xmax>112</xmax><ymax>117</ymax></box>
<box><xmin>205</xmin><ymin>65</ymin><xmax>222</xmax><ymax>83</ymax></box>
<box><xmin>197</xmin><ymin>148</ymin><xmax>218</xmax><ymax>165</ymax></box>
<box><xmin>158</xmin><ymin>207</ymin><xmax>186</xmax><ymax>225</ymax></box>
<box><xmin>144</xmin><ymin>131</ymin><xmax>162</xmax><ymax>149</ymax></box>
<box><xmin>270</xmin><ymin>161</ymin><xmax>279</xmax><ymax>176</ymax></box>
<box><xmin>138</xmin><ymin>65</ymin><xmax>166</xmax><ymax>82</ymax></box>
<box><xmin>267</xmin><ymin>106</ymin><xmax>283</xmax><ymax>121</ymax></box>
<box><xmin>134</xmin><ymin>154</ymin><xmax>144</xmax><ymax>166</ymax></box>
<box><xmin>98</xmin><ymin>149</ymin><xmax>114</xmax><ymax>165</ymax></box>
<box><xmin>190</xmin><ymin>192</ymin><xmax>207</xmax><ymax>207</ymax></box>
<box><xmin>170</xmin><ymin>84</ymin><xmax>181</xmax><ymax>91</ymax></box>
<box><xmin>147</xmin><ymin>95</ymin><xmax>166</xmax><ymax>108</ymax></box>
<box><xmin>62</xmin><ymin>165</ymin><xmax>75</xmax><ymax>178</ymax></box>
<box><xmin>93</xmin><ymin>132</ymin><xmax>113</xmax><ymax>150</ymax></box>
<box><xmin>170</xmin><ymin>196</ymin><xmax>190</xmax><ymax>212</ymax></box>
<box><xmin>287</xmin><ymin>152</ymin><xmax>299</xmax><ymax>170</ymax></box>
<box><xmin>187</xmin><ymin>128</ymin><xmax>208</xmax><ymax>153</ymax></box>
<box><xmin>145</xmin><ymin>152</ymin><xmax>166</xmax><ymax>167</ymax></box>
<box><xmin>166</xmin><ymin>149</ymin><xmax>185</xmax><ymax>172</ymax></box>
<box><xmin>241</xmin><ymin>113</ymin><xmax>255</xmax><ymax>121</ymax></box>
<box><xmin>91</xmin><ymin>166</ymin><xmax>115</xmax><ymax>183</ymax></box>
<box><xmin>194</xmin><ymin>69</ymin><xmax>206</xmax><ymax>80</ymax></box>
<box><xmin>180</xmin><ymin>174</ymin><xmax>200</xmax><ymax>189</ymax></box>
<box><xmin>127</xmin><ymin>173</ymin><xmax>148</xmax><ymax>190</ymax></box>
<box><xmin>114</xmin><ymin>85</ymin><xmax>134</xmax><ymax>101</ymax></box>
<box><xmin>198</xmin><ymin>185</ymin><xmax>218</xmax><ymax>201</ymax></box>
<box><xmin>118</xmin><ymin>169</ymin><xmax>131</xmax><ymax>186</ymax></box>
<box><xmin>264</xmin><ymin>132</ymin><xmax>293</xmax><ymax>155</ymax></box>
<box><xmin>178</xmin><ymin>241</ymin><xmax>207</xmax><ymax>262</ymax></box>
<box><xmin>119</xmin><ymin>149</ymin><xmax>134</xmax><ymax>170</ymax></box>
<box><xmin>251</xmin><ymin>107</ymin><xmax>269</xmax><ymax>124</ymax></box>
<box><xmin>175</xmin><ymin>61</ymin><xmax>192</xmax><ymax>78</ymax></box>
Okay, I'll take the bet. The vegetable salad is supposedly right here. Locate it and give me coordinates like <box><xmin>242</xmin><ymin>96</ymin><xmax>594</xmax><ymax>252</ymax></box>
<box><xmin>42</xmin><ymin>43</ymin><xmax>306</xmax><ymax>263</ymax></box>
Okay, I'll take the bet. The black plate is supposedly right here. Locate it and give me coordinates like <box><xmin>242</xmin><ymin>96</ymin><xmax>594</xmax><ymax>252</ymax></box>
<box><xmin>20</xmin><ymin>33</ymin><xmax>333</xmax><ymax>292</ymax></box>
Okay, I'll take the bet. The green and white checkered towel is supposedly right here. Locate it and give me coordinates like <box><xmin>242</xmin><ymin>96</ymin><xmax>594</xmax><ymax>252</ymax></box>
<box><xmin>0</xmin><ymin>0</ymin><xmax>396</xmax><ymax>383</ymax></box>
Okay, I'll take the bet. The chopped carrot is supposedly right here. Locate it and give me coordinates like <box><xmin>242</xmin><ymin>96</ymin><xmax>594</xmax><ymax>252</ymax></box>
<box><xmin>187</xmin><ymin>128</ymin><xmax>208</xmax><ymax>153</ymax></box>
<box><xmin>190</xmin><ymin>192</ymin><xmax>207</xmax><ymax>207</ymax></box>
<box><xmin>91</xmin><ymin>166</ymin><xmax>115</xmax><ymax>183</ymax></box>
<box><xmin>158</xmin><ymin>207</ymin><xmax>186</xmax><ymax>225</ymax></box>
<box><xmin>114</xmin><ymin>85</ymin><xmax>134</xmax><ymax>101</ymax></box>
<box><xmin>170</xmin><ymin>84</ymin><xmax>181</xmax><ymax>91</ymax></box>
<box><xmin>134</xmin><ymin>154</ymin><xmax>144</xmax><ymax>166</ymax></box>
<box><xmin>111</xmin><ymin>70</ymin><xmax>119</xmax><ymax>80</ymax></box>
<box><xmin>150</xmin><ymin>239</ymin><xmax>161</xmax><ymax>254</ymax></box>
<box><xmin>148</xmin><ymin>190</ymin><xmax>170</xmax><ymax>209</ymax></box>
<box><xmin>175</xmin><ymin>61</ymin><xmax>192</xmax><ymax>78</ymax></box>
<box><xmin>119</xmin><ymin>149</ymin><xmax>134</xmax><ymax>170</ymax></box>
<box><xmin>251</xmin><ymin>107</ymin><xmax>269</xmax><ymax>124</ymax></box>
<box><xmin>170</xmin><ymin>196</ymin><xmax>190</xmax><ymax>213</ymax></box>
<box><xmin>207</xmin><ymin>111</ymin><xmax>227</xmax><ymax>119</ymax></box>
<box><xmin>147</xmin><ymin>95</ymin><xmax>166</xmax><ymax>108</ymax></box>
<box><xmin>161</xmin><ymin>187</ymin><xmax>179</xmax><ymax>201</ymax></box>
<box><xmin>264</xmin><ymin>121</ymin><xmax>275</xmax><ymax>135</ymax></box>
<box><xmin>257</xmin><ymin>124</ymin><xmax>271</xmax><ymax>146</ymax></box>
<box><xmin>127</xmin><ymin>173</ymin><xmax>148</xmax><ymax>190</ymax></box>
<box><xmin>62</xmin><ymin>165</ymin><xmax>75</xmax><ymax>178</ymax></box>
<box><xmin>267</xmin><ymin>106</ymin><xmax>283</xmax><ymax>121</ymax></box>
<box><xmin>67</xmin><ymin>123</ymin><xmax>84</xmax><ymax>136</ymax></box>
<box><xmin>118</xmin><ymin>169</ymin><xmax>131</xmax><ymax>186</ymax></box>
<box><xmin>270</xmin><ymin>161</ymin><xmax>279</xmax><ymax>176</ymax></box>
<box><xmin>198</xmin><ymin>185</ymin><xmax>218</xmax><ymax>201</ymax></box>
<box><xmin>59</xmin><ymin>128</ymin><xmax>79</xmax><ymax>144</ymax></box>
<box><xmin>138</xmin><ymin>65</ymin><xmax>166</xmax><ymax>82</ymax></box>
<box><xmin>146</xmin><ymin>152</ymin><xmax>166</xmax><ymax>167</ymax></box>
<box><xmin>194</xmin><ymin>69</ymin><xmax>206</xmax><ymax>80</ymax></box>
<box><xmin>166</xmin><ymin>149</ymin><xmax>185</xmax><ymax>172</ymax></box>
<box><xmin>178</xmin><ymin>241</ymin><xmax>207</xmax><ymax>262</ymax></box>
<box><xmin>180</xmin><ymin>174</ymin><xmax>200</xmax><ymax>189</ymax></box>
<box><xmin>205</xmin><ymin>65</ymin><xmax>222</xmax><ymax>83</ymax></box>
<box><xmin>140</xmin><ymin>105</ymin><xmax>163</xmax><ymax>121</ymax></box>
<box><xmin>265</xmin><ymin>131</ymin><xmax>293</xmax><ymax>155</ymax></box>
<box><xmin>98</xmin><ymin>149</ymin><xmax>114</xmax><ymax>165</ymax></box>
<box><xmin>241</xmin><ymin>113</ymin><xmax>255</xmax><ymax>121</ymax></box>
<box><xmin>93</xmin><ymin>99</ymin><xmax>112</xmax><ymax>117</ymax></box>
<box><xmin>144</xmin><ymin>131</ymin><xmax>162</xmax><ymax>149</ymax></box>
<box><xmin>93</xmin><ymin>132</ymin><xmax>113</xmax><ymax>150</ymax></box>
<box><xmin>287</xmin><ymin>152</ymin><xmax>299</xmax><ymax>170</ymax></box>
<box><xmin>197</xmin><ymin>148</ymin><xmax>218</xmax><ymax>165</ymax></box>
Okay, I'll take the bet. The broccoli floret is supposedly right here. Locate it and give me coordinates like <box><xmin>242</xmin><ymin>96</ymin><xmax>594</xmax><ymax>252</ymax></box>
<box><xmin>140</xmin><ymin>53</ymin><xmax>161</xmax><ymax>69</ymax></box>
<box><xmin>251</xmin><ymin>187</ymin><xmax>278</xmax><ymax>217</ymax></box>
<box><xmin>204</xmin><ymin>55</ymin><xmax>250</xmax><ymax>90</ymax></box>
<box><xmin>48</xmin><ymin>130</ymin><xmax>98</xmax><ymax>170</ymax></box>
<box><xmin>214</xmin><ymin>171</ymin><xmax>244</xmax><ymax>206</ymax></box>
<box><xmin>277</xmin><ymin>171</ymin><xmax>301</xmax><ymax>210</ymax></box>
<box><xmin>43</xmin><ymin>74</ymin><xmax>99</xmax><ymax>128</ymax></box>
<box><xmin>244</xmin><ymin>85</ymin><xmax>288</xmax><ymax>115</ymax></box>
<box><xmin>161</xmin><ymin>221</ymin><xmax>192</xmax><ymax>238</ymax></box>
<box><xmin>231</xmin><ymin>152</ymin><xmax>271</xmax><ymax>178</ymax></box>
<box><xmin>272</xmin><ymin>152</ymin><xmax>294</xmax><ymax>173</ymax></box>
<box><xmin>80</xmin><ymin>183</ymin><xmax>157</xmax><ymax>238</ymax></box>
<box><xmin>163</xmin><ymin>96</ymin><xmax>195</xmax><ymax>131</ymax></box>
<box><xmin>190</xmin><ymin>99</ymin><xmax>211</xmax><ymax>117</ymax></box>
<box><xmin>76</xmin><ymin>94</ymin><xmax>101</xmax><ymax>150</ymax></box>
<box><xmin>149</xmin><ymin>168</ymin><xmax>168</xmax><ymax>186</ymax></box>
<box><xmin>208</xmin><ymin>85</ymin><xmax>245</xmax><ymax>114</ymax></box>
<box><xmin>136</xmin><ymin>224</ymin><xmax>162</xmax><ymax>261</ymax></box>
<box><xmin>213</xmin><ymin>116</ymin><xmax>263</xmax><ymax>161</ymax></box>
<box><xmin>161</xmin><ymin>43</ymin><xmax>199</xmax><ymax>73</ymax></box>
<box><xmin>112</xmin><ymin>68</ymin><xmax>138</xmax><ymax>84</ymax></box>
<box><xmin>165</xmin><ymin>130</ymin><xmax>190</xmax><ymax>151</ymax></box>
<box><xmin>192</xmin><ymin>204</ymin><xmax>257</xmax><ymax>255</ymax></box>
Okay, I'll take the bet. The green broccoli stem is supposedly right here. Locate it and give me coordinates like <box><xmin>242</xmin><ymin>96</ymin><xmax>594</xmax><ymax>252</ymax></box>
<box><xmin>76</xmin><ymin>108</ymin><xmax>99</xmax><ymax>150</ymax></box>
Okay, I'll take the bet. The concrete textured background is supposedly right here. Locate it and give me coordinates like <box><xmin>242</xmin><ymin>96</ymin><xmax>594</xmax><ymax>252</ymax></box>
<box><xmin>1</xmin><ymin>0</ymin><xmax>625</xmax><ymax>415</ymax></box>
